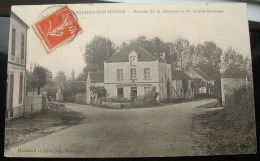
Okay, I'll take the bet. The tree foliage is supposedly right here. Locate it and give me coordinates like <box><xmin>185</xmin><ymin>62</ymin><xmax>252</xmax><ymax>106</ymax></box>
<box><xmin>27</xmin><ymin>66</ymin><xmax>48</xmax><ymax>95</ymax></box>
<box><xmin>55</xmin><ymin>71</ymin><xmax>67</xmax><ymax>81</ymax></box>
<box><xmin>84</xmin><ymin>36</ymin><xmax>117</xmax><ymax>72</ymax></box>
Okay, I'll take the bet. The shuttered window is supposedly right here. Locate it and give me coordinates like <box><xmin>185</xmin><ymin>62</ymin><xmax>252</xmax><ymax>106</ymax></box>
<box><xmin>11</xmin><ymin>28</ymin><xmax>16</xmax><ymax>56</ymax></box>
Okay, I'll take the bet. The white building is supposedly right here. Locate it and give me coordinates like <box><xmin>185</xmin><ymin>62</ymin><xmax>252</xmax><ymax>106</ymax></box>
<box><xmin>86</xmin><ymin>71</ymin><xmax>104</xmax><ymax>104</ymax></box>
<box><xmin>186</xmin><ymin>67</ymin><xmax>214</xmax><ymax>94</ymax></box>
<box><xmin>6</xmin><ymin>11</ymin><xmax>29</xmax><ymax>119</ymax></box>
<box><xmin>104</xmin><ymin>42</ymin><xmax>172</xmax><ymax>102</ymax></box>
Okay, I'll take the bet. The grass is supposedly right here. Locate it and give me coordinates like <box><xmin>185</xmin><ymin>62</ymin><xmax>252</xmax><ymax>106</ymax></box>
<box><xmin>5</xmin><ymin>103</ymin><xmax>85</xmax><ymax>150</ymax></box>
<box><xmin>194</xmin><ymin>87</ymin><xmax>257</xmax><ymax>155</ymax></box>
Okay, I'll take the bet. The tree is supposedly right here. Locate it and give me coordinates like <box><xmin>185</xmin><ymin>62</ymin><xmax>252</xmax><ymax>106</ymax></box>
<box><xmin>172</xmin><ymin>38</ymin><xmax>190</xmax><ymax>70</ymax></box>
<box><xmin>27</xmin><ymin>66</ymin><xmax>48</xmax><ymax>95</ymax></box>
<box><xmin>201</xmin><ymin>41</ymin><xmax>223</xmax><ymax>70</ymax></box>
<box><xmin>222</xmin><ymin>47</ymin><xmax>248</xmax><ymax>71</ymax></box>
<box><xmin>55</xmin><ymin>71</ymin><xmax>67</xmax><ymax>81</ymax></box>
<box><xmin>84</xmin><ymin>36</ymin><xmax>116</xmax><ymax>72</ymax></box>
<box><xmin>45</xmin><ymin>68</ymin><xmax>53</xmax><ymax>82</ymax></box>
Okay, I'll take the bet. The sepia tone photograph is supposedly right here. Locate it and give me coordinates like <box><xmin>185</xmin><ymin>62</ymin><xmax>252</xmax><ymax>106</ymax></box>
<box><xmin>4</xmin><ymin>3</ymin><xmax>256</xmax><ymax>157</ymax></box>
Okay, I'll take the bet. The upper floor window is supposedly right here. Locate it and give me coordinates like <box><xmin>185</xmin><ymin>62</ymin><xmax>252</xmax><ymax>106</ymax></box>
<box><xmin>130</xmin><ymin>68</ymin><xmax>137</xmax><ymax>79</ymax></box>
<box><xmin>11</xmin><ymin>28</ymin><xmax>16</xmax><ymax>56</ymax></box>
<box><xmin>117</xmin><ymin>69</ymin><xmax>123</xmax><ymax>80</ymax></box>
<box><xmin>21</xmin><ymin>34</ymin><xmax>25</xmax><ymax>63</ymax></box>
<box><xmin>144</xmin><ymin>68</ymin><xmax>150</xmax><ymax>79</ymax></box>
<box><xmin>130</xmin><ymin>56</ymin><xmax>137</xmax><ymax>66</ymax></box>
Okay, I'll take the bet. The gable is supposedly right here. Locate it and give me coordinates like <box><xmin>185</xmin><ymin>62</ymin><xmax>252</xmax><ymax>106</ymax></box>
<box><xmin>106</xmin><ymin>42</ymin><xmax>159</xmax><ymax>63</ymax></box>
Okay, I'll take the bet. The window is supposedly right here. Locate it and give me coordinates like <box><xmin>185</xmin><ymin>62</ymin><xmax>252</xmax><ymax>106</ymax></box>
<box><xmin>117</xmin><ymin>69</ymin><xmax>123</xmax><ymax>80</ymax></box>
<box><xmin>117</xmin><ymin>88</ymin><xmax>124</xmax><ymax>97</ymax></box>
<box><xmin>144</xmin><ymin>68</ymin><xmax>150</xmax><ymax>79</ymax></box>
<box><xmin>130</xmin><ymin>68</ymin><xmax>137</xmax><ymax>79</ymax></box>
<box><xmin>19</xmin><ymin>73</ymin><xmax>23</xmax><ymax>104</ymax></box>
<box><xmin>11</xmin><ymin>28</ymin><xmax>16</xmax><ymax>56</ymax></box>
<box><xmin>130</xmin><ymin>56</ymin><xmax>137</xmax><ymax>66</ymax></box>
<box><xmin>21</xmin><ymin>34</ymin><xmax>25</xmax><ymax>63</ymax></box>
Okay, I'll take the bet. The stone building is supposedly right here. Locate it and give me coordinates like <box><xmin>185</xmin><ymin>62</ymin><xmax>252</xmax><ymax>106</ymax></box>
<box><xmin>186</xmin><ymin>67</ymin><xmax>214</xmax><ymax>95</ymax></box>
<box><xmin>6</xmin><ymin>11</ymin><xmax>29</xmax><ymax>119</ymax></box>
<box><xmin>86</xmin><ymin>71</ymin><xmax>104</xmax><ymax>104</ymax></box>
<box><xmin>221</xmin><ymin>66</ymin><xmax>251</xmax><ymax>105</ymax></box>
<box><xmin>104</xmin><ymin>42</ymin><xmax>172</xmax><ymax>102</ymax></box>
<box><xmin>171</xmin><ymin>70</ymin><xmax>194</xmax><ymax>100</ymax></box>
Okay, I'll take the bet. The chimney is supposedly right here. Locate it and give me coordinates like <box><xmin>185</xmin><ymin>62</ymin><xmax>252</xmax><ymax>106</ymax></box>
<box><xmin>106</xmin><ymin>40</ymin><xmax>111</xmax><ymax>59</ymax></box>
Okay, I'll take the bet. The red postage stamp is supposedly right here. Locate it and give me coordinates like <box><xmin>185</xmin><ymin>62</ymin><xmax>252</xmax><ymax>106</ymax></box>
<box><xmin>33</xmin><ymin>5</ymin><xmax>83</xmax><ymax>52</ymax></box>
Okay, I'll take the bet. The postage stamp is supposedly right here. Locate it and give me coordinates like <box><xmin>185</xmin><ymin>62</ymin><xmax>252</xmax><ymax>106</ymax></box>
<box><xmin>33</xmin><ymin>5</ymin><xmax>83</xmax><ymax>52</ymax></box>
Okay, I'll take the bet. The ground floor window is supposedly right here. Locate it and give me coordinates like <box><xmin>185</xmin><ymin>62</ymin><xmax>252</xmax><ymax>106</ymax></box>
<box><xmin>117</xmin><ymin>88</ymin><xmax>124</xmax><ymax>97</ymax></box>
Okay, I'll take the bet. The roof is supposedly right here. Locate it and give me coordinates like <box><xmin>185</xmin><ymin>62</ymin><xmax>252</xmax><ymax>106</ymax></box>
<box><xmin>193</xmin><ymin>68</ymin><xmax>214</xmax><ymax>81</ymax></box>
<box><xmin>172</xmin><ymin>70</ymin><xmax>192</xmax><ymax>80</ymax></box>
<box><xmin>88</xmin><ymin>71</ymin><xmax>104</xmax><ymax>83</ymax></box>
<box><xmin>11</xmin><ymin>11</ymin><xmax>30</xmax><ymax>29</ymax></box>
<box><xmin>61</xmin><ymin>81</ymin><xmax>86</xmax><ymax>90</ymax></box>
<box><xmin>106</xmin><ymin>42</ymin><xmax>163</xmax><ymax>63</ymax></box>
<box><xmin>221</xmin><ymin>67</ymin><xmax>248</xmax><ymax>78</ymax></box>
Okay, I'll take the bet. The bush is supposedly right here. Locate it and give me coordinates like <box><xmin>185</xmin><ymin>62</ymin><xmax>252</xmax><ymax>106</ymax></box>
<box><xmin>106</xmin><ymin>96</ymin><xmax>130</xmax><ymax>103</ymax></box>
<box><xmin>201</xmin><ymin>85</ymin><xmax>256</xmax><ymax>155</ymax></box>
<box><xmin>194</xmin><ymin>93</ymin><xmax>215</xmax><ymax>98</ymax></box>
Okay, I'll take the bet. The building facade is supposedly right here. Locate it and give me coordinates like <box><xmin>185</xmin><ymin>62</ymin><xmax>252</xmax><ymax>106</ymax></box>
<box><xmin>186</xmin><ymin>67</ymin><xmax>214</xmax><ymax>94</ymax></box>
<box><xmin>171</xmin><ymin>70</ymin><xmax>194</xmax><ymax>100</ymax></box>
<box><xmin>104</xmin><ymin>43</ymin><xmax>172</xmax><ymax>102</ymax></box>
<box><xmin>6</xmin><ymin>11</ymin><xmax>29</xmax><ymax>119</ymax></box>
<box><xmin>86</xmin><ymin>71</ymin><xmax>104</xmax><ymax>104</ymax></box>
<box><xmin>221</xmin><ymin>66</ymin><xmax>250</xmax><ymax>105</ymax></box>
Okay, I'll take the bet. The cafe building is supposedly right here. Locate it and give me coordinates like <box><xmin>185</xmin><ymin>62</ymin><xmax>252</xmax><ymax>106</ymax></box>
<box><xmin>104</xmin><ymin>42</ymin><xmax>172</xmax><ymax>102</ymax></box>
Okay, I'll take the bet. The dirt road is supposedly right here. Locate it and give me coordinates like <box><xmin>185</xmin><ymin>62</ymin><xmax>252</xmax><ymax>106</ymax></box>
<box><xmin>5</xmin><ymin>99</ymin><xmax>221</xmax><ymax>158</ymax></box>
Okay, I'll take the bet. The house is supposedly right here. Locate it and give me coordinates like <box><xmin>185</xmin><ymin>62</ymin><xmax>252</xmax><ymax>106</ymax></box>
<box><xmin>186</xmin><ymin>67</ymin><xmax>214</xmax><ymax>94</ymax></box>
<box><xmin>6</xmin><ymin>11</ymin><xmax>29</xmax><ymax>119</ymax></box>
<box><xmin>104</xmin><ymin>42</ymin><xmax>172</xmax><ymax>102</ymax></box>
<box><xmin>86</xmin><ymin>71</ymin><xmax>104</xmax><ymax>104</ymax></box>
<box><xmin>56</xmin><ymin>81</ymin><xmax>86</xmax><ymax>102</ymax></box>
<box><xmin>221</xmin><ymin>66</ymin><xmax>251</xmax><ymax>105</ymax></box>
<box><xmin>171</xmin><ymin>70</ymin><xmax>194</xmax><ymax>100</ymax></box>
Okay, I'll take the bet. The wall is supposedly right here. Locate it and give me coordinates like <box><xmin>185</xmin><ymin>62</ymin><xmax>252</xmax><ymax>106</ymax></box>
<box><xmin>221</xmin><ymin>77</ymin><xmax>246</xmax><ymax>105</ymax></box>
<box><xmin>24</xmin><ymin>95</ymin><xmax>44</xmax><ymax>116</ymax></box>
<box><xmin>104</xmin><ymin>59</ymin><xmax>160</xmax><ymax>84</ymax></box>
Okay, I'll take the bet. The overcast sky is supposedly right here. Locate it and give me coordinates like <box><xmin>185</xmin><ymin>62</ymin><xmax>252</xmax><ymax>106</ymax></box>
<box><xmin>12</xmin><ymin>3</ymin><xmax>251</xmax><ymax>78</ymax></box>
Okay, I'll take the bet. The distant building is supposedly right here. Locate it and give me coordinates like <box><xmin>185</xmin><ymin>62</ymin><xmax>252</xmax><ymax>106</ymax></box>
<box><xmin>171</xmin><ymin>70</ymin><xmax>194</xmax><ymax>100</ymax></box>
<box><xmin>86</xmin><ymin>71</ymin><xmax>104</xmax><ymax>104</ymax></box>
<box><xmin>104</xmin><ymin>42</ymin><xmax>172</xmax><ymax>102</ymax></box>
<box><xmin>6</xmin><ymin>11</ymin><xmax>29</xmax><ymax>119</ymax></box>
<box><xmin>186</xmin><ymin>67</ymin><xmax>214</xmax><ymax>95</ymax></box>
<box><xmin>221</xmin><ymin>66</ymin><xmax>251</xmax><ymax>105</ymax></box>
<box><xmin>56</xmin><ymin>81</ymin><xmax>86</xmax><ymax>102</ymax></box>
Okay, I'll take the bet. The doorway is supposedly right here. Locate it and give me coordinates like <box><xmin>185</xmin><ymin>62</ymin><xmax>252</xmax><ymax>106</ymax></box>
<box><xmin>131</xmin><ymin>87</ymin><xmax>137</xmax><ymax>99</ymax></box>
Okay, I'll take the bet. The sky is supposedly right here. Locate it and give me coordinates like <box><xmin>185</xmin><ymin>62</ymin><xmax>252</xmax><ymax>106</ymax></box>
<box><xmin>12</xmin><ymin>3</ymin><xmax>251</xmax><ymax>78</ymax></box>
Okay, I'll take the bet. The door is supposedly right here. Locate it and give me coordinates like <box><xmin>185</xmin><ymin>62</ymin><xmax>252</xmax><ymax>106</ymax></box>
<box><xmin>9</xmin><ymin>75</ymin><xmax>14</xmax><ymax>117</ymax></box>
<box><xmin>131</xmin><ymin>87</ymin><xmax>137</xmax><ymax>99</ymax></box>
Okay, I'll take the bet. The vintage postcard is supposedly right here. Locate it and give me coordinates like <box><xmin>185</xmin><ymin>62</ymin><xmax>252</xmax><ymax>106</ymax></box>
<box><xmin>5</xmin><ymin>3</ymin><xmax>256</xmax><ymax>157</ymax></box>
